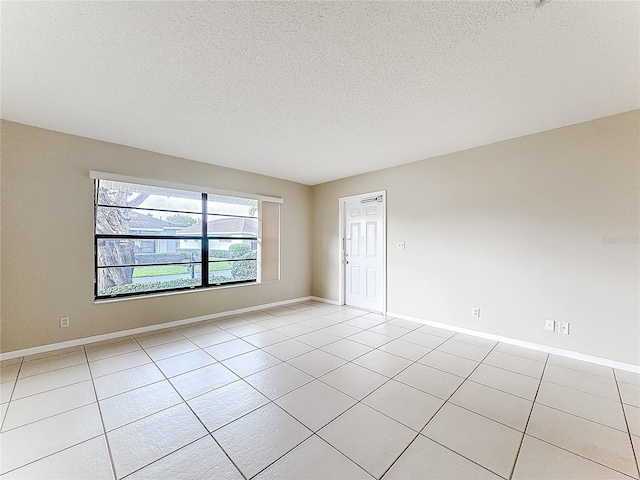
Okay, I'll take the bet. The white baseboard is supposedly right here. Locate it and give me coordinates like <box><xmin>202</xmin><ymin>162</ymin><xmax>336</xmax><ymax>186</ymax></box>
<box><xmin>5</xmin><ymin>298</ymin><xmax>636</xmax><ymax>374</ymax></box>
<box><xmin>0</xmin><ymin>296</ymin><xmax>314</xmax><ymax>361</ymax></box>
<box><xmin>387</xmin><ymin>311</ymin><xmax>640</xmax><ymax>374</ymax></box>
<box><xmin>310</xmin><ymin>296</ymin><xmax>341</xmax><ymax>305</ymax></box>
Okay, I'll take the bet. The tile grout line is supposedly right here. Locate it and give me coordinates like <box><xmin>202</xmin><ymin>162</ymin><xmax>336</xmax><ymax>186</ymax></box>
<box><xmin>473</xmin><ymin>359</ymin><xmax>544</xmax><ymax>381</ymax></box>
<box><xmin>379</xmin><ymin>339</ymin><xmax>503</xmax><ymax>480</ymax></box>
<box><xmin>129</xmin><ymin>335</ymin><xmax>249</xmax><ymax>480</ymax></box>
<box><xmin>533</xmin><ymin>402</ymin><xmax>632</xmax><ymax>435</ymax></box>
<box><xmin>305</xmin><ymin>434</ymin><xmax>376</xmax><ymax>480</ymax></box>
<box><xmin>0</xmin><ymin>313</ymin><xmax>467</xmax><ymax>412</ymax></box>
<box><xmin>13</xmin><ymin>352</ymin><xmax>88</xmax><ymax>381</ymax></box>
<box><xmin>1</xmin><ymin>350</ymin><xmax>104</xmax><ymax>474</ymax></box>
<box><xmin>442</xmin><ymin>402</ymin><xmax>528</xmax><ymax>437</ymax></box>
<box><xmin>17</xmin><ymin>360</ymin><xmax>96</xmax><ymax>380</ymax></box>
<box><xmin>542</xmin><ymin>364</ymin><xmax>625</xmax><ymax>400</ymax></box>
<box><xmin>243</xmin><ymin>416</ymin><xmax>314</xmax><ymax>479</ymax></box>
<box><xmin>549</xmin><ymin>374</ymin><xmax>631</xmax><ymax>396</ymax></box>
<box><xmin>477</xmin><ymin>356</ymin><xmax>625</xmax><ymax>405</ymax></box>
<box><xmin>243</xmin><ymin>375</ymin><xmax>372</xmax><ymax>477</ymax></box>
<box><xmin>526</xmin><ymin>365</ymin><xmax>638</xmax><ymax>434</ymax></box>
<box><xmin>4</xmin><ymin>356</ymin><xmax>90</xmax><ymax>394</ymax></box>
<box><xmin>1</xmin><ymin>434</ymin><xmax>107</xmax><ymax>476</ymax></box>
<box><xmin>7</xmin><ymin>373</ymin><xmax>103</xmax><ymax>404</ymax></box>
<box><xmin>424</xmin><ymin>436</ymin><xmax>512</xmax><ymax>480</ymax></box>
<box><xmin>0</xmin><ymin>355</ymin><xmax>25</xmax><ymax>433</ymax></box>
<box><xmin>214</xmin><ymin>313</ymin><xmax>398</xmax><ymax>386</ymax></box>
<box><xmin>613</xmin><ymin>369</ymin><xmax>640</xmax><ymax>479</ymax></box>
<box><xmin>0</xmin><ymin>303</ymin><xmax>340</xmax><ymax>476</ymax></box>
<box><xmin>0</xmin><ymin>312</ymin><xmax>533</xmax><ymax>478</ymax></box>
<box><xmin>91</xmin><ymin>359</ymin><xmax>156</xmax><ymax>381</ymax></box>
<box><xmin>0</xmin><ymin>393</ymin><xmax>99</xmax><ymax>434</ymax></box>
<box><xmin>243</xmin><ymin>319</ymin><xmax>479</xmax><ymax>478</ymax></box>
<box><xmin>91</xmin><ymin>345</ymin><xmax>181</xmax><ymax>434</ymax></box>
<box><xmin>245</xmin><ymin>315</ymin><xmax>487</xmax><ymax>478</ymax></box>
<box><xmin>1</xmin><ymin>308</ymin><xmax>485</xmax><ymax>476</ymax></box>
<box><xmin>149</xmin><ymin>307</ymin><xmax>352</xmax><ymax>404</ymax></box>
<box><xmin>83</xmin><ymin>345</ymin><xmax>119</xmax><ymax>480</ymax></box>
<box><xmin>524</xmin><ymin>433</ymin><xmax>640</xmax><ymax>479</ymax></box>
<box><xmin>101</xmin><ymin>399</ymin><xmax>192</xmax><ymax>436</ymax></box>
<box><xmin>491</xmin><ymin>344</ymin><xmax>549</xmax><ymax>363</ymax></box>
<box><xmin>231</xmin><ymin>308</ymin><xmax>385</xmax><ymax>465</ymax></box>
<box><xmin>4</xmin><ymin>341</ymin><xmax>163</xmax><ymax>430</ymax></box>
<box><xmin>199</xmin><ymin>360</ymin><xmax>317</xmax><ymax>479</ymax></box>
<box><xmin>546</xmin><ymin>357</ymin><xmax>621</xmax><ymax>379</ymax></box>
<box><xmin>507</xmin><ymin>352</ymin><xmax>549</xmax><ymax>480</ymax></box>
<box><xmin>215</xmin><ymin>313</ymin><xmax>424</xmax><ymax>478</ymax></box>
<box><xmin>8</xmin><ymin>304</ymin><xmax>612</xmax><ymax>480</ymax></box>
<box><xmin>246</xmin><ymin>431</ymin><xmax>367</xmax><ymax>480</ymax></box>
<box><xmin>182</xmin><ymin>322</ymin><xmax>382</xmax><ymax>439</ymax></box>
<box><xmin>464</xmin><ymin>374</ymin><xmax>541</xmax><ymax>402</ymax></box>
<box><xmin>10</xmin><ymin>345</ymin><xmax>85</xmax><ymax>365</ymax></box>
<box><xmin>282</xmin><ymin>327</ymin><xmax>415</xmax><ymax>406</ymax></box>
<box><xmin>133</xmin><ymin>307</ymin><xmax>376</xmax><ymax>372</ymax></box>
<box><xmin>118</xmin><ymin>434</ymin><xmax>210</xmax><ymax>480</ymax></box>
<box><xmin>2</xmin><ymin>359</ymin><xmax>110</xmax><ymax>475</ymax></box>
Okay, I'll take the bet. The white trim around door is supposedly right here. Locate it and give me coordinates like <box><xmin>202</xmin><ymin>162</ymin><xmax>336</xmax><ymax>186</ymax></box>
<box><xmin>338</xmin><ymin>191</ymin><xmax>387</xmax><ymax>314</ymax></box>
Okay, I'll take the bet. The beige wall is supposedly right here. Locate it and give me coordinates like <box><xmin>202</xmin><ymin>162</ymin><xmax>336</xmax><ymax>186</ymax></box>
<box><xmin>312</xmin><ymin>110</ymin><xmax>640</xmax><ymax>365</ymax></box>
<box><xmin>0</xmin><ymin>121</ymin><xmax>312</xmax><ymax>353</ymax></box>
<box><xmin>2</xmin><ymin>111</ymin><xmax>638</xmax><ymax>363</ymax></box>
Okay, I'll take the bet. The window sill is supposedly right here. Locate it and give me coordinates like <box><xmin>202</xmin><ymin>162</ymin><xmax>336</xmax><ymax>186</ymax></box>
<box><xmin>93</xmin><ymin>280</ymin><xmax>276</xmax><ymax>304</ymax></box>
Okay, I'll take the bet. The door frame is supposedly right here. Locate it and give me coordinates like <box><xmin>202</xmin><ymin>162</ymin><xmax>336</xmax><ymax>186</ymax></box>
<box><xmin>338</xmin><ymin>190</ymin><xmax>387</xmax><ymax>314</ymax></box>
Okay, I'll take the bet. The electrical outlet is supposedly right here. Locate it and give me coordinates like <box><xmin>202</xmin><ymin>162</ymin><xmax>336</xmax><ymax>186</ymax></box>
<box><xmin>290</xmin><ymin>285</ymin><xmax>295</xmax><ymax>292</ymax></box>
<box><xmin>559</xmin><ymin>322</ymin><xmax>570</xmax><ymax>335</ymax></box>
<box><xmin>545</xmin><ymin>319</ymin><xmax>555</xmax><ymax>332</ymax></box>
<box><xmin>397</xmin><ymin>242</ymin><xmax>405</xmax><ymax>249</ymax></box>
<box><xmin>60</xmin><ymin>317</ymin><xmax>70</xmax><ymax>328</ymax></box>
<box><xmin>472</xmin><ymin>308</ymin><xmax>480</xmax><ymax>318</ymax></box>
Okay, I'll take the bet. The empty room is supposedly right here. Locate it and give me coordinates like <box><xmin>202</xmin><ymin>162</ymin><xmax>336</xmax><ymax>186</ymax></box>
<box><xmin>1</xmin><ymin>1</ymin><xmax>639</xmax><ymax>479</ymax></box>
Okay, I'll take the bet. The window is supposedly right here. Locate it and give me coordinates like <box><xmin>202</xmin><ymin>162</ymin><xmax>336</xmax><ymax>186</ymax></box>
<box><xmin>94</xmin><ymin>177</ymin><xmax>279</xmax><ymax>299</ymax></box>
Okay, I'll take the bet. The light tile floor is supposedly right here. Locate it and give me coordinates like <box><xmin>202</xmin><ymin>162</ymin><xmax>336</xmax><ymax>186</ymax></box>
<box><xmin>1</xmin><ymin>301</ymin><xmax>639</xmax><ymax>479</ymax></box>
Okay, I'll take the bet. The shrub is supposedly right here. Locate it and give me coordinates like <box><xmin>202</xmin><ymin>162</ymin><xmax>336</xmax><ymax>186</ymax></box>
<box><xmin>207</xmin><ymin>272</ymin><xmax>257</xmax><ymax>285</ymax></box>
<box><xmin>231</xmin><ymin>260</ymin><xmax>257</xmax><ymax>281</ymax></box>
<box><xmin>177</xmin><ymin>248</ymin><xmax>201</xmax><ymax>256</ymax></box>
<box><xmin>208</xmin><ymin>275</ymin><xmax>234</xmax><ymax>285</ymax></box>
<box><xmin>209</xmin><ymin>249</ymin><xmax>230</xmax><ymax>260</ymax></box>
<box><xmin>99</xmin><ymin>278</ymin><xmax>200</xmax><ymax>296</ymax></box>
<box><xmin>228</xmin><ymin>243</ymin><xmax>252</xmax><ymax>258</ymax></box>
<box><xmin>134</xmin><ymin>250</ymin><xmax>200</xmax><ymax>264</ymax></box>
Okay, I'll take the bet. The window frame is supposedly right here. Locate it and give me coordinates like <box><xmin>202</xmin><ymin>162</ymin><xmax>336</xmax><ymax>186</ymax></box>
<box><xmin>94</xmin><ymin>180</ymin><xmax>260</xmax><ymax>300</ymax></box>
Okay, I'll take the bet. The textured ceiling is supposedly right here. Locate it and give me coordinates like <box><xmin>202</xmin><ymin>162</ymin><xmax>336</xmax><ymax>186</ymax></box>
<box><xmin>1</xmin><ymin>1</ymin><xmax>638</xmax><ymax>185</ymax></box>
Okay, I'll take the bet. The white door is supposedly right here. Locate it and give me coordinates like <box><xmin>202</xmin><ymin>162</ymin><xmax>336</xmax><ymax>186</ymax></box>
<box><xmin>343</xmin><ymin>194</ymin><xmax>385</xmax><ymax>312</ymax></box>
